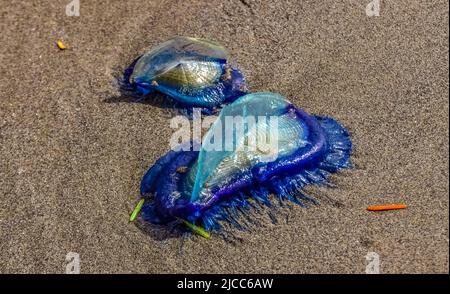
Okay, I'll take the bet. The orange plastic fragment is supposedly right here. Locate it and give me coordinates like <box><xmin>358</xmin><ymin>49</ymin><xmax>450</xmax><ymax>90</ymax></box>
<box><xmin>367</xmin><ymin>204</ymin><xmax>407</xmax><ymax>211</ymax></box>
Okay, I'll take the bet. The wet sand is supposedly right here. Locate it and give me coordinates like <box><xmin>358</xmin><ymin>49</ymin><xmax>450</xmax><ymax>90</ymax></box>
<box><xmin>0</xmin><ymin>0</ymin><xmax>448</xmax><ymax>273</ymax></box>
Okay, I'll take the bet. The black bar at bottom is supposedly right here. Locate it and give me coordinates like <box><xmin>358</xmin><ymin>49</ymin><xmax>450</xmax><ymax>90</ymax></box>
<box><xmin>0</xmin><ymin>274</ymin><xmax>448</xmax><ymax>292</ymax></box>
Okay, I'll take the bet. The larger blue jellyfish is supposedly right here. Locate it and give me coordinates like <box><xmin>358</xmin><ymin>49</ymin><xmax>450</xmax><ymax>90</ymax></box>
<box><xmin>137</xmin><ymin>92</ymin><xmax>352</xmax><ymax>234</ymax></box>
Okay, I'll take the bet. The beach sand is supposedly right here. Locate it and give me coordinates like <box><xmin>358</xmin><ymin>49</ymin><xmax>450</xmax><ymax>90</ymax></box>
<box><xmin>0</xmin><ymin>0</ymin><xmax>448</xmax><ymax>273</ymax></box>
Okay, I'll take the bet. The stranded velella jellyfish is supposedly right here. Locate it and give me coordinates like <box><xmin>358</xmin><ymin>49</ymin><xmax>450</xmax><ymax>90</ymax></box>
<box><xmin>137</xmin><ymin>92</ymin><xmax>352</xmax><ymax>235</ymax></box>
<box><xmin>128</xmin><ymin>36</ymin><xmax>247</xmax><ymax>109</ymax></box>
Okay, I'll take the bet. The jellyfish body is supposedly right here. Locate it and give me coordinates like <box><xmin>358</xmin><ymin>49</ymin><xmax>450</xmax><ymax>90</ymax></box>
<box><xmin>129</xmin><ymin>36</ymin><xmax>247</xmax><ymax>109</ymax></box>
<box><xmin>139</xmin><ymin>92</ymin><xmax>352</xmax><ymax>232</ymax></box>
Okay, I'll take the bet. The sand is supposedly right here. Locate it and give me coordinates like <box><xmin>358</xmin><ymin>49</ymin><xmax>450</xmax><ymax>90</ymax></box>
<box><xmin>0</xmin><ymin>0</ymin><xmax>448</xmax><ymax>273</ymax></box>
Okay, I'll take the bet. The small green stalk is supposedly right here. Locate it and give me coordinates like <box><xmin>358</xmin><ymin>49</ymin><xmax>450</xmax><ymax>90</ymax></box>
<box><xmin>180</xmin><ymin>219</ymin><xmax>211</xmax><ymax>239</ymax></box>
<box><xmin>129</xmin><ymin>198</ymin><xmax>145</xmax><ymax>222</ymax></box>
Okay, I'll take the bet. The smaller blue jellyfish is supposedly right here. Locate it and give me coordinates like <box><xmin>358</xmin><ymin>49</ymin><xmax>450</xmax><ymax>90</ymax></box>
<box><xmin>137</xmin><ymin>92</ymin><xmax>352</xmax><ymax>234</ymax></box>
<box><xmin>128</xmin><ymin>36</ymin><xmax>247</xmax><ymax>109</ymax></box>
